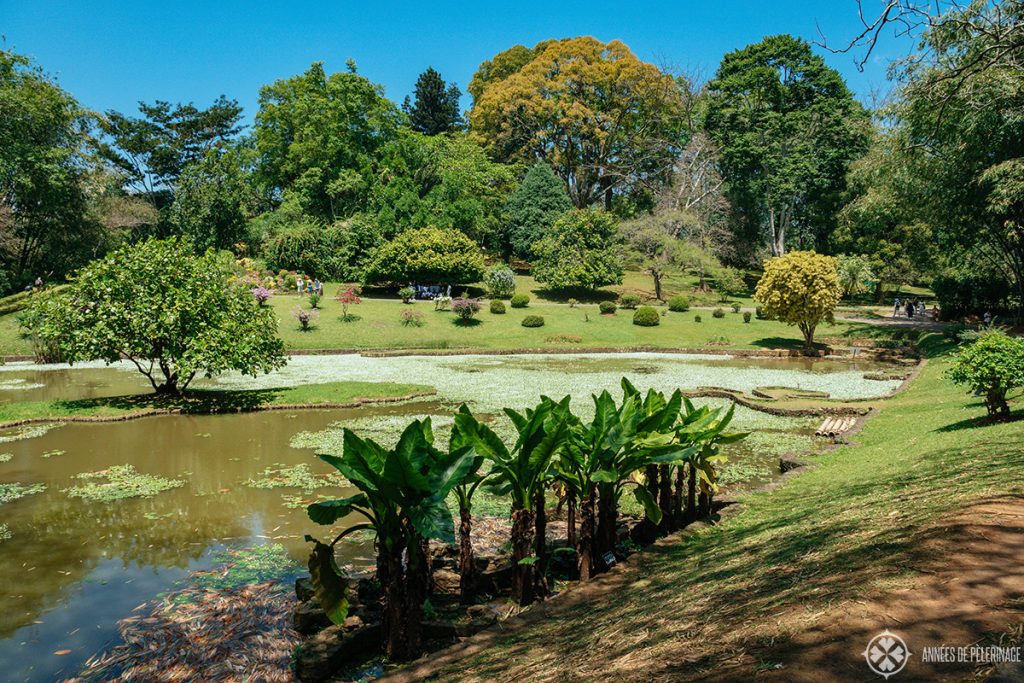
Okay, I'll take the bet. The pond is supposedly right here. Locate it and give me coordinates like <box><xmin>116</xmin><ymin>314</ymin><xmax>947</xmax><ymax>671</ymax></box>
<box><xmin>0</xmin><ymin>352</ymin><xmax>901</xmax><ymax>682</ymax></box>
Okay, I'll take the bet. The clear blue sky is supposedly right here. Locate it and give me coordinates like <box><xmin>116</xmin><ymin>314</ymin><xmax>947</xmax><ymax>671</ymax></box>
<box><xmin>1</xmin><ymin>1</ymin><xmax>908</xmax><ymax>123</ymax></box>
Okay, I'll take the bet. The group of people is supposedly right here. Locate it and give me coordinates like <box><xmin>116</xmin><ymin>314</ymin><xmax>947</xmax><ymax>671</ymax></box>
<box><xmin>295</xmin><ymin>277</ymin><xmax>324</xmax><ymax>296</ymax></box>
<box><xmin>893</xmin><ymin>297</ymin><xmax>938</xmax><ymax>320</ymax></box>
<box><xmin>409</xmin><ymin>283</ymin><xmax>451</xmax><ymax>300</ymax></box>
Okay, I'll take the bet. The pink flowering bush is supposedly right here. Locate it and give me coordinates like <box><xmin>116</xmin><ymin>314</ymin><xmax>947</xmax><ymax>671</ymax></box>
<box><xmin>293</xmin><ymin>306</ymin><xmax>320</xmax><ymax>331</ymax></box>
<box><xmin>337</xmin><ymin>286</ymin><xmax>362</xmax><ymax>322</ymax></box>
<box><xmin>252</xmin><ymin>286</ymin><xmax>273</xmax><ymax>307</ymax></box>
<box><xmin>452</xmin><ymin>297</ymin><xmax>481</xmax><ymax>323</ymax></box>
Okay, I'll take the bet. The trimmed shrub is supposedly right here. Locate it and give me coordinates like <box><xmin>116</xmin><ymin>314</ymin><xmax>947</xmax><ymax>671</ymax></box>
<box><xmin>364</xmin><ymin>227</ymin><xmax>484</xmax><ymax>285</ymax></box>
<box><xmin>484</xmin><ymin>264</ymin><xmax>517</xmax><ymax>299</ymax></box>
<box><xmin>756</xmin><ymin>306</ymin><xmax>767</xmax><ymax>320</ymax></box>
<box><xmin>398</xmin><ymin>287</ymin><xmax>415</xmax><ymax>303</ymax></box>
<box><xmin>510</xmin><ymin>293</ymin><xmax>530</xmax><ymax>308</ymax></box>
<box><xmin>452</xmin><ymin>298</ymin><xmax>481</xmax><ymax>321</ymax></box>
<box><xmin>694</xmin><ymin>314</ymin><xmax>702</xmax><ymax>323</ymax></box>
<box><xmin>743</xmin><ymin>311</ymin><xmax>752</xmax><ymax>323</ymax></box>
<box><xmin>731</xmin><ymin>302</ymin><xmax>742</xmax><ymax>313</ymax></box>
<box><xmin>632</xmin><ymin>306</ymin><xmax>660</xmax><ymax>327</ymax></box>
<box><xmin>668</xmin><ymin>295</ymin><xmax>690</xmax><ymax>312</ymax></box>
<box><xmin>567</xmin><ymin>298</ymin><xmax>578</xmax><ymax>308</ymax></box>
<box><xmin>490</xmin><ymin>300</ymin><xmax>506</xmax><ymax>314</ymax></box>
<box><xmin>619</xmin><ymin>293</ymin><xmax>641</xmax><ymax>309</ymax></box>
<box><xmin>712</xmin><ymin>308</ymin><xmax>725</xmax><ymax>318</ymax></box>
<box><xmin>521</xmin><ymin>315</ymin><xmax>545</xmax><ymax>328</ymax></box>
<box><xmin>599</xmin><ymin>300</ymin><xmax>617</xmax><ymax>315</ymax></box>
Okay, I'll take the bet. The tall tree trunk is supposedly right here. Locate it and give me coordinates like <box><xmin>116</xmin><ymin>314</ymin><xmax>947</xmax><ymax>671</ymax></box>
<box><xmin>652</xmin><ymin>270</ymin><xmax>663</xmax><ymax>301</ymax></box>
<box><xmin>458</xmin><ymin>503</ymin><xmax>476</xmax><ymax>604</ymax></box>
<box><xmin>533</xmin><ymin>488</ymin><xmax>548</xmax><ymax>598</ymax></box>
<box><xmin>510</xmin><ymin>507</ymin><xmax>535</xmax><ymax>606</ymax></box>
<box><xmin>577</xmin><ymin>487</ymin><xmax>596</xmax><ymax>581</ymax></box>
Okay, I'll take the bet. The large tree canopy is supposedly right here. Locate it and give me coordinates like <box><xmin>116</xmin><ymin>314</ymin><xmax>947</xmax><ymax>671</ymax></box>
<box><xmin>25</xmin><ymin>237</ymin><xmax>286</xmax><ymax>394</ymax></box>
<box><xmin>704</xmin><ymin>34</ymin><xmax>869</xmax><ymax>257</ymax></box>
<box><xmin>255</xmin><ymin>62</ymin><xmax>403</xmax><ymax>221</ymax></box>
<box><xmin>363</xmin><ymin>227</ymin><xmax>485</xmax><ymax>285</ymax></box>
<box><xmin>469</xmin><ymin>37</ymin><xmax>688</xmax><ymax>210</ymax></box>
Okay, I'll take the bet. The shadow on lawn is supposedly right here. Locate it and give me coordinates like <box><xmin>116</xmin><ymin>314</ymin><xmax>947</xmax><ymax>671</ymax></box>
<box><xmin>50</xmin><ymin>387</ymin><xmax>291</xmax><ymax>416</ymax></box>
<box><xmin>435</xmin><ymin>439</ymin><xmax>1024</xmax><ymax>681</ymax></box>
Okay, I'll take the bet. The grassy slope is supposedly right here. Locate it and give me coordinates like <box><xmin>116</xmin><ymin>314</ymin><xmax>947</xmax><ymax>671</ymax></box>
<box><xmin>0</xmin><ymin>381</ymin><xmax>431</xmax><ymax>423</ymax></box>
<box><xmin>419</xmin><ymin>336</ymin><xmax>1024</xmax><ymax>681</ymax></box>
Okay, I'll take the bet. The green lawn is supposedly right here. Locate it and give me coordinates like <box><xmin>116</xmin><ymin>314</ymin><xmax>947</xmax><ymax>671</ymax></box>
<box><xmin>0</xmin><ymin>380</ymin><xmax>431</xmax><ymax>424</ymax></box>
<box><xmin>410</xmin><ymin>335</ymin><xmax>1024</xmax><ymax>681</ymax></box>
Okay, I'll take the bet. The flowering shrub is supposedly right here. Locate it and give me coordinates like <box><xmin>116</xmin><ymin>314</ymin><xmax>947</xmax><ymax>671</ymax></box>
<box><xmin>484</xmin><ymin>264</ymin><xmax>516</xmax><ymax>299</ymax></box>
<box><xmin>567</xmin><ymin>298</ymin><xmax>579</xmax><ymax>308</ymax></box>
<box><xmin>252</xmin><ymin>286</ymin><xmax>273</xmax><ymax>307</ymax></box>
<box><xmin>337</xmin><ymin>286</ymin><xmax>361</xmax><ymax>321</ymax></box>
<box><xmin>452</xmin><ymin>298</ymin><xmax>481</xmax><ymax>322</ymax></box>
<box><xmin>294</xmin><ymin>306</ymin><xmax>320</xmax><ymax>331</ymax></box>
<box><xmin>434</xmin><ymin>295</ymin><xmax>452</xmax><ymax>311</ymax></box>
<box><xmin>400</xmin><ymin>309</ymin><xmax>424</xmax><ymax>327</ymax></box>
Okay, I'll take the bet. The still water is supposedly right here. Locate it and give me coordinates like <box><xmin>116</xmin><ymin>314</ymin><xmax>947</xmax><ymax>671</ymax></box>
<box><xmin>0</xmin><ymin>353</ymin><xmax>898</xmax><ymax>681</ymax></box>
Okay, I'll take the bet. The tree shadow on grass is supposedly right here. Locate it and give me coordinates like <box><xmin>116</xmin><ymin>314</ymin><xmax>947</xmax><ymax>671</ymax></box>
<box><xmin>452</xmin><ymin>318</ymin><xmax>483</xmax><ymax>327</ymax></box>
<box><xmin>936</xmin><ymin>408</ymin><xmax>1024</xmax><ymax>432</ymax></box>
<box><xmin>533</xmin><ymin>286</ymin><xmax>618</xmax><ymax>304</ymax></box>
<box><xmin>50</xmin><ymin>387</ymin><xmax>292</xmax><ymax>416</ymax></box>
<box><xmin>750</xmin><ymin>337</ymin><xmax>813</xmax><ymax>351</ymax></box>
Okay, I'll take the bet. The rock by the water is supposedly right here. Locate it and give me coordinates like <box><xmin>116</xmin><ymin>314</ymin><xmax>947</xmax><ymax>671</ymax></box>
<box><xmin>432</xmin><ymin>568</ymin><xmax>461</xmax><ymax>595</ymax></box>
<box><xmin>295</xmin><ymin>624</ymin><xmax>382</xmax><ymax>683</ymax></box>
<box><xmin>296</xmin><ymin>577</ymin><xmax>315</xmax><ymax>602</ymax></box>
<box><xmin>292</xmin><ymin>599</ymin><xmax>332</xmax><ymax>636</ymax></box>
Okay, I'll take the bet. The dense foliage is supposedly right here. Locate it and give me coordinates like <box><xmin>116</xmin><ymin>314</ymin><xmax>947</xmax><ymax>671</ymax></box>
<box><xmin>502</xmin><ymin>163</ymin><xmax>572</xmax><ymax>259</ymax></box>
<box><xmin>363</xmin><ymin>227</ymin><xmax>484</xmax><ymax>285</ymax></box>
<box><xmin>754</xmin><ymin>251</ymin><xmax>842</xmax><ymax>350</ymax></box>
<box><xmin>22</xmin><ymin>237</ymin><xmax>286</xmax><ymax>393</ymax></box>
<box><xmin>532</xmin><ymin>210</ymin><xmax>623</xmax><ymax>291</ymax></box>
<box><xmin>948</xmin><ymin>330</ymin><xmax>1024</xmax><ymax>418</ymax></box>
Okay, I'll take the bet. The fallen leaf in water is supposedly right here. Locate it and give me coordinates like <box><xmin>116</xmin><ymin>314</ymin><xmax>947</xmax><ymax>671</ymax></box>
<box><xmin>54</xmin><ymin>649</ymin><xmax>71</xmax><ymax>655</ymax></box>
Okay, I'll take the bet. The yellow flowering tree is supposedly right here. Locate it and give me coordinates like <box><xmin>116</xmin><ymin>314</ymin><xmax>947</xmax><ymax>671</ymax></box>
<box><xmin>754</xmin><ymin>251</ymin><xmax>841</xmax><ymax>351</ymax></box>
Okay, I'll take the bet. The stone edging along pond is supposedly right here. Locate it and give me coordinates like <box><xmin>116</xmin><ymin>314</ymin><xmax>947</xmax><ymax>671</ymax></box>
<box><xmin>0</xmin><ymin>390</ymin><xmax>439</xmax><ymax>431</ymax></box>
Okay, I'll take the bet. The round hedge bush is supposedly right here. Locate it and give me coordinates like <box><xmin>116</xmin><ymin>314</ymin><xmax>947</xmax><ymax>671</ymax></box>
<box><xmin>521</xmin><ymin>315</ymin><xmax>545</xmax><ymax>328</ymax></box>
<box><xmin>619</xmin><ymin>293</ymin><xmax>641</xmax><ymax>309</ymax></box>
<box><xmin>510</xmin><ymin>293</ymin><xmax>530</xmax><ymax>308</ymax></box>
<box><xmin>490</xmin><ymin>300</ymin><xmax>506</xmax><ymax>314</ymax></box>
<box><xmin>743</xmin><ymin>311</ymin><xmax>752</xmax><ymax>323</ymax></box>
<box><xmin>668</xmin><ymin>295</ymin><xmax>690</xmax><ymax>312</ymax></box>
<box><xmin>599</xmin><ymin>300</ymin><xmax>617</xmax><ymax>315</ymax></box>
<box><xmin>632</xmin><ymin>306</ymin><xmax>661</xmax><ymax>327</ymax></box>
<box><xmin>712</xmin><ymin>308</ymin><xmax>726</xmax><ymax>318</ymax></box>
<box><xmin>694</xmin><ymin>314</ymin><xmax>702</xmax><ymax>323</ymax></box>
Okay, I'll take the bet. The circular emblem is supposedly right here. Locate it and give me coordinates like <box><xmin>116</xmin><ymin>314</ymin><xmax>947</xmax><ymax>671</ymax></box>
<box><xmin>863</xmin><ymin>630</ymin><xmax>911</xmax><ymax>679</ymax></box>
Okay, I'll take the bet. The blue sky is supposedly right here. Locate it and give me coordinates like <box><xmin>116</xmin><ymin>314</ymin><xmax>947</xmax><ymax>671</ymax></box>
<box><xmin>1</xmin><ymin>1</ymin><xmax>908</xmax><ymax>123</ymax></box>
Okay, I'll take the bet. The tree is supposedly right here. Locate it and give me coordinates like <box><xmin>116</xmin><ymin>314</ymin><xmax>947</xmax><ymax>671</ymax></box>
<box><xmin>363</xmin><ymin>227</ymin><xmax>484</xmax><ymax>285</ymax></box>
<box><xmin>0</xmin><ymin>49</ymin><xmax>109</xmax><ymax>290</ymax></box>
<box><xmin>402</xmin><ymin>67</ymin><xmax>463</xmax><ymax>135</ymax></box>
<box><xmin>620</xmin><ymin>217</ymin><xmax>685</xmax><ymax>301</ymax></box>
<box><xmin>171</xmin><ymin>141</ymin><xmax>267</xmax><ymax>253</ymax></box>
<box><xmin>369</xmin><ymin>131</ymin><xmax>515</xmax><ymax>245</ymax></box>
<box><xmin>257</xmin><ymin>205</ymin><xmax>382</xmax><ymax>281</ymax></box>
<box><xmin>255</xmin><ymin>62</ymin><xmax>403</xmax><ymax>221</ymax></box>
<box><xmin>948</xmin><ymin>330</ymin><xmax>1024</xmax><ymax>419</ymax></box>
<box><xmin>502</xmin><ymin>163</ymin><xmax>572</xmax><ymax>259</ymax></box>
<box><xmin>754</xmin><ymin>250</ymin><xmax>842</xmax><ymax>350</ymax></box>
<box><xmin>453</xmin><ymin>397</ymin><xmax>571</xmax><ymax>605</ymax></box>
<box><xmin>469</xmin><ymin>37</ymin><xmax>688</xmax><ymax>210</ymax></box>
<box><xmin>704</xmin><ymin>35</ymin><xmax>870</xmax><ymax>255</ymax></box>
<box><xmin>532</xmin><ymin>210</ymin><xmax>623</xmax><ymax>290</ymax></box>
<box><xmin>306</xmin><ymin>419</ymin><xmax>475</xmax><ymax>660</ymax></box>
<box><xmin>835</xmin><ymin>254</ymin><xmax>876</xmax><ymax>298</ymax></box>
<box><xmin>96</xmin><ymin>96</ymin><xmax>243</xmax><ymax>216</ymax></box>
<box><xmin>23</xmin><ymin>237</ymin><xmax>285</xmax><ymax>394</ymax></box>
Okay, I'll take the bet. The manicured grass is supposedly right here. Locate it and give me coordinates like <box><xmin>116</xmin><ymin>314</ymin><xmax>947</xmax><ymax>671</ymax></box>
<box><xmin>273</xmin><ymin>294</ymin><xmax>883</xmax><ymax>352</ymax></box>
<box><xmin>0</xmin><ymin>380</ymin><xmax>431</xmax><ymax>424</ymax></box>
<box><xmin>415</xmin><ymin>335</ymin><xmax>1024</xmax><ymax>681</ymax></box>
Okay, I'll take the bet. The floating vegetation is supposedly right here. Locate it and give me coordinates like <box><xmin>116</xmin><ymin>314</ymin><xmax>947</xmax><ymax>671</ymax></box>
<box><xmin>0</xmin><ymin>378</ymin><xmax>45</xmax><ymax>391</ymax></box>
<box><xmin>189</xmin><ymin>544</ymin><xmax>303</xmax><ymax>591</ymax></box>
<box><xmin>41</xmin><ymin>448</ymin><xmax>66</xmax><ymax>458</ymax></box>
<box><xmin>737</xmin><ymin>430</ymin><xmax>816</xmax><ymax>458</ymax></box>
<box><xmin>64</xmin><ymin>464</ymin><xmax>185</xmax><ymax>502</ymax></box>
<box><xmin>0</xmin><ymin>523</ymin><xmax>10</xmax><ymax>541</ymax></box>
<box><xmin>0</xmin><ymin>452</ymin><xmax>12</xmax><ymax>463</ymax></box>
<box><xmin>0</xmin><ymin>423</ymin><xmax>60</xmax><ymax>443</ymax></box>
<box><xmin>719</xmin><ymin>460</ymin><xmax>775</xmax><ymax>487</ymax></box>
<box><xmin>0</xmin><ymin>481</ymin><xmax>46</xmax><ymax>504</ymax></box>
<box><xmin>244</xmin><ymin>463</ymin><xmax>346</xmax><ymax>492</ymax></box>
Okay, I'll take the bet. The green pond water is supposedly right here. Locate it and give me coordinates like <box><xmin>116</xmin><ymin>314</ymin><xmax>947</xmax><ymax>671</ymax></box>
<box><xmin>0</xmin><ymin>353</ymin><xmax>898</xmax><ymax>681</ymax></box>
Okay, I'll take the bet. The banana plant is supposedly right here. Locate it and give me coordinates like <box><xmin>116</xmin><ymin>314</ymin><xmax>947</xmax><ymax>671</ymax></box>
<box><xmin>304</xmin><ymin>418</ymin><xmax>475</xmax><ymax>661</ymax></box>
<box><xmin>448</xmin><ymin>405</ymin><xmax>487</xmax><ymax>604</ymax></box>
<box><xmin>453</xmin><ymin>396</ymin><xmax>571</xmax><ymax>606</ymax></box>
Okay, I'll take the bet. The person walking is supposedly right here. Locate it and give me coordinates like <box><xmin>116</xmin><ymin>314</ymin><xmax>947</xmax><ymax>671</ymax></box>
<box><xmin>893</xmin><ymin>297</ymin><xmax>901</xmax><ymax>318</ymax></box>
<box><xmin>297</xmin><ymin>277</ymin><xmax>305</xmax><ymax>295</ymax></box>
<box><xmin>905</xmin><ymin>300</ymin><xmax>914</xmax><ymax>319</ymax></box>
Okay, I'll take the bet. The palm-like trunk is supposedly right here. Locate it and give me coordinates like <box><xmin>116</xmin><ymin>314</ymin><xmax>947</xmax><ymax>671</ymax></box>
<box><xmin>595</xmin><ymin>483</ymin><xmax>617</xmax><ymax>567</ymax></box>
<box><xmin>658</xmin><ymin>464</ymin><xmax>673</xmax><ymax>533</ymax></box>
<box><xmin>577</xmin><ymin>487</ymin><xmax>596</xmax><ymax>581</ymax></box>
<box><xmin>458</xmin><ymin>504</ymin><xmax>476</xmax><ymax>604</ymax></box>
<box><xmin>686</xmin><ymin>463</ymin><xmax>697</xmax><ymax>522</ymax></box>
<box><xmin>510</xmin><ymin>507</ymin><xmax>535</xmax><ymax>606</ymax></box>
<box><xmin>533</xmin><ymin>489</ymin><xmax>548</xmax><ymax>598</ymax></box>
<box><xmin>566</xmin><ymin>489</ymin><xmax>577</xmax><ymax>550</ymax></box>
<box><xmin>673</xmin><ymin>466</ymin><xmax>685</xmax><ymax>527</ymax></box>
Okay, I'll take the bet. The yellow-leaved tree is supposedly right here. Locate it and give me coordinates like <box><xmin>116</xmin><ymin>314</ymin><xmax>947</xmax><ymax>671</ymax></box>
<box><xmin>468</xmin><ymin>37</ymin><xmax>687</xmax><ymax>210</ymax></box>
<box><xmin>754</xmin><ymin>251</ymin><xmax>842</xmax><ymax>351</ymax></box>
